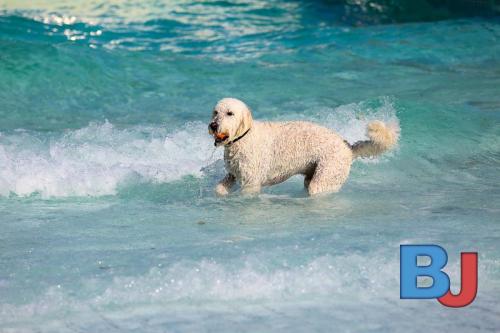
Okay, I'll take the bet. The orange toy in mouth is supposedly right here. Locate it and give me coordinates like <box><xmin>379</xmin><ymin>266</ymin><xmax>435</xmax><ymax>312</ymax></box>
<box><xmin>214</xmin><ymin>132</ymin><xmax>229</xmax><ymax>141</ymax></box>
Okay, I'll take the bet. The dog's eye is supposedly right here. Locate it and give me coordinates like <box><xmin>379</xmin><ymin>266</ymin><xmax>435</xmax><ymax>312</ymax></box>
<box><xmin>212</xmin><ymin>111</ymin><xmax>217</xmax><ymax>116</ymax></box>
<box><xmin>227</xmin><ymin>112</ymin><xmax>234</xmax><ymax>116</ymax></box>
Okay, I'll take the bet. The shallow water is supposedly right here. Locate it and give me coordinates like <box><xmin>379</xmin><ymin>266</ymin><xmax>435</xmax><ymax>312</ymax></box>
<box><xmin>1</xmin><ymin>1</ymin><xmax>499</xmax><ymax>332</ymax></box>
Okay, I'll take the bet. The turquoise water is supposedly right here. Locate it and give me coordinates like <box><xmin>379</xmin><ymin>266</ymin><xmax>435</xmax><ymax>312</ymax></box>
<box><xmin>1</xmin><ymin>1</ymin><xmax>500</xmax><ymax>331</ymax></box>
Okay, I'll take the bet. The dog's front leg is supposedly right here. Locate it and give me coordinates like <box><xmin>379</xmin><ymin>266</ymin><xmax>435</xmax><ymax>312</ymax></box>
<box><xmin>240</xmin><ymin>183</ymin><xmax>261</xmax><ymax>195</ymax></box>
<box><xmin>215</xmin><ymin>174</ymin><xmax>236</xmax><ymax>196</ymax></box>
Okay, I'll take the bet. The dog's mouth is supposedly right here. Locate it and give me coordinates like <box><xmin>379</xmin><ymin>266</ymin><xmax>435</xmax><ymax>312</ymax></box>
<box><xmin>213</xmin><ymin>132</ymin><xmax>229</xmax><ymax>145</ymax></box>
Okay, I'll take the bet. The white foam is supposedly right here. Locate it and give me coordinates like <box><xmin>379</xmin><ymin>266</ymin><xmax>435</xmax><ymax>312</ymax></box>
<box><xmin>0</xmin><ymin>121</ymin><xmax>220</xmax><ymax>198</ymax></box>
<box><xmin>323</xmin><ymin>96</ymin><xmax>400</xmax><ymax>145</ymax></box>
<box><xmin>0</xmin><ymin>254</ymin><xmax>399</xmax><ymax>326</ymax></box>
<box><xmin>2</xmin><ymin>253</ymin><xmax>498</xmax><ymax>332</ymax></box>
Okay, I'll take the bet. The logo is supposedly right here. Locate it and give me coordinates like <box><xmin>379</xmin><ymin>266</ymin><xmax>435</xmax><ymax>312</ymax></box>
<box><xmin>400</xmin><ymin>245</ymin><xmax>478</xmax><ymax>308</ymax></box>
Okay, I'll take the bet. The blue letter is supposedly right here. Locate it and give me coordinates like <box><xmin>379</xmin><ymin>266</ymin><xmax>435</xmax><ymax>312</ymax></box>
<box><xmin>400</xmin><ymin>245</ymin><xmax>450</xmax><ymax>299</ymax></box>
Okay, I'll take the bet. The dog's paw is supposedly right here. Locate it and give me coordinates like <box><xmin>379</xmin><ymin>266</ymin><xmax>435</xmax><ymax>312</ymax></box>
<box><xmin>215</xmin><ymin>184</ymin><xmax>230</xmax><ymax>196</ymax></box>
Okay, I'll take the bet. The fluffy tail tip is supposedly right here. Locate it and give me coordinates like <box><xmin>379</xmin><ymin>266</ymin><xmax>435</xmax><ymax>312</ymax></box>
<box><xmin>366</xmin><ymin>120</ymin><xmax>399</xmax><ymax>150</ymax></box>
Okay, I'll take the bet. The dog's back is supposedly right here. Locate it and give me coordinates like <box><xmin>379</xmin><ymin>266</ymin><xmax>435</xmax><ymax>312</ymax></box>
<box><xmin>253</xmin><ymin>121</ymin><xmax>352</xmax><ymax>186</ymax></box>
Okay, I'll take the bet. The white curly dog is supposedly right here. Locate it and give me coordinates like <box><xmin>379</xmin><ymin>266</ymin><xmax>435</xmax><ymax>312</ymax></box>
<box><xmin>208</xmin><ymin>98</ymin><xmax>399</xmax><ymax>196</ymax></box>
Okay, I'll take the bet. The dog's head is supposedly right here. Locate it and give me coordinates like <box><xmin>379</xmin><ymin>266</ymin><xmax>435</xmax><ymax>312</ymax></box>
<box><xmin>208</xmin><ymin>98</ymin><xmax>253</xmax><ymax>146</ymax></box>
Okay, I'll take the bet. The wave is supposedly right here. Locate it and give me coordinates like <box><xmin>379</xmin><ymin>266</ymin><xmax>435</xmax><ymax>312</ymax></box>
<box><xmin>0</xmin><ymin>99</ymin><xmax>399</xmax><ymax>198</ymax></box>
<box><xmin>0</xmin><ymin>254</ymin><xmax>396</xmax><ymax>332</ymax></box>
<box><xmin>3</xmin><ymin>2</ymin><xmax>497</xmax><ymax>63</ymax></box>
<box><xmin>0</xmin><ymin>121</ymin><xmax>221</xmax><ymax>198</ymax></box>
<box><xmin>0</xmin><ymin>1</ymin><xmax>302</xmax><ymax>58</ymax></box>
<box><xmin>1</xmin><ymin>252</ymin><xmax>498</xmax><ymax>332</ymax></box>
<box><xmin>2</xmin><ymin>0</ymin><xmax>496</xmax><ymax>32</ymax></box>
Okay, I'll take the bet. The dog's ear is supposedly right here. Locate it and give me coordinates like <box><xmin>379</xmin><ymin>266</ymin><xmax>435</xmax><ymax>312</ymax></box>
<box><xmin>235</xmin><ymin>107</ymin><xmax>253</xmax><ymax>138</ymax></box>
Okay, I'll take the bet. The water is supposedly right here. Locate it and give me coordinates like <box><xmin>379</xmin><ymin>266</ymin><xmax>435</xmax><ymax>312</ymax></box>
<box><xmin>1</xmin><ymin>1</ymin><xmax>499</xmax><ymax>332</ymax></box>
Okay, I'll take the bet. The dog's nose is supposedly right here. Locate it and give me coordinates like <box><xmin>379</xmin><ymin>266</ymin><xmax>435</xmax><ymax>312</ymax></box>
<box><xmin>209</xmin><ymin>122</ymin><xmax>218</xmax><ymax>132</ymax></box>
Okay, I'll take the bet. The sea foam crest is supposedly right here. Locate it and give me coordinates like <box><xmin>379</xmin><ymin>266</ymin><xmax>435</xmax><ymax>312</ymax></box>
<box><xmin>0</xmin><ymin>254</ymin><xmax>400</xmax><ymax>327</ymax></box>
<box><xmin>0</xmin><ymin>121</ymin><xmax>220</xmax><ymax>198</ymax></box>
<box><xmin>324</xmin><ymin>97</ymin><xmax>400</xmax><ymax>145</ymax></box>
<box><xmin>2</xmin><ymin>253</ymin><xmax>496</xmax><ymax>331</ymax></box>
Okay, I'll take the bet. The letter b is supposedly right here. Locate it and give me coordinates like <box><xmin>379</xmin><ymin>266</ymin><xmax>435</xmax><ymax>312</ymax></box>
<box><xmin>400</xmin><ymin>245</ymin><xmax>450</xmax><ymax>299</ymax></box>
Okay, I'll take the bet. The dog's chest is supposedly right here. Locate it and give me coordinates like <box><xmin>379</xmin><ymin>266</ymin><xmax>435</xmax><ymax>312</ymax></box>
<box><xmin>224</xmin><ymin>146</ymin><xmax>254</xmax><ymax>178</ymax></box>
<box><xmin>223</xmin><ymin>148</ymin><xmax>241</xmax><ymax>176</ymax></box>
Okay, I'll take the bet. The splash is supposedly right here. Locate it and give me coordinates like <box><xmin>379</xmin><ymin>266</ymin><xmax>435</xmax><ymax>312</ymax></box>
<box><xmin>0</xmin><ymin>121</ymin><xmax>220</xmax><ymax>198</ymax></box>
<box><xmin>323</xmin><ymin>97</ymin><xmax>400</xmax><ymax>146</ymax></box>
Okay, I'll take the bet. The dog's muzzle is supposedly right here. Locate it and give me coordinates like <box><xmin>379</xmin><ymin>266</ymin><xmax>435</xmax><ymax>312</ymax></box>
<box><xmin>209</xmin><ymin>122</ymin><xmax>229</xmax><ymax>146</ymax></box>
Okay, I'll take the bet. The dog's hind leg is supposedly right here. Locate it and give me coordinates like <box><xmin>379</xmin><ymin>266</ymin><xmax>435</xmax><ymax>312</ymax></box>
<box><xmin>307</xmin><ymin>158</ymin><xmax>351</xmax><ymax>196</ymax></box>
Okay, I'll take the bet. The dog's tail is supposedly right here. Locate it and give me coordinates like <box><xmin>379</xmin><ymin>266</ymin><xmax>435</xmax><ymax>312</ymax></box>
<box><xmin>349</xmin><ymin>121</ymin><xmax>399</xmax><ymax>159</ymax></box>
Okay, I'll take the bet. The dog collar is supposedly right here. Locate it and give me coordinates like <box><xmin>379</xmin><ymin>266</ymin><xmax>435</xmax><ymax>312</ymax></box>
<box><xmin>227</xmin><ymin>128</ymin><xmax>251</xmax><ymax>145</ymax></box>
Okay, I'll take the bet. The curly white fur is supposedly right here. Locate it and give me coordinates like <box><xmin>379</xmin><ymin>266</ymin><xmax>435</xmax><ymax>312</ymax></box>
<box><xmin>208</xmin><ymin>98</ymin><xmax>399</xmax><ymax>196</ymax></box>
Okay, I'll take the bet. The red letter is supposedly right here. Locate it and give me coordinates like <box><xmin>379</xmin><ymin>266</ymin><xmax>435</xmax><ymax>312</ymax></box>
<box><xmin>438</xmin><ymin>252</ymin><xmax>478</xmax><ymax>307</ymax></box>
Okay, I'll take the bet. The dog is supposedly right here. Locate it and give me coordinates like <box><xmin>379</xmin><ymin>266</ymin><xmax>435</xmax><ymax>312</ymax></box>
<box><xmin>208</xmin><ymin>98</ymin><xmax>399</xmax><ymax>196</ymax></box>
